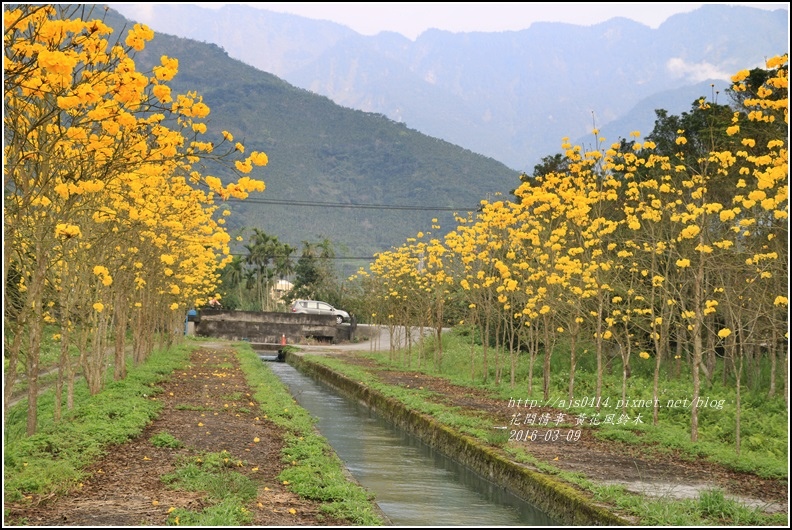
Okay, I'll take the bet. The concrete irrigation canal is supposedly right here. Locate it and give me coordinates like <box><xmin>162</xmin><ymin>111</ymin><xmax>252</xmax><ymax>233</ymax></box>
<box><xmin>267</xmin><ymin>360</ymin><xmax>560</xmax><ymax>526</ymax></box>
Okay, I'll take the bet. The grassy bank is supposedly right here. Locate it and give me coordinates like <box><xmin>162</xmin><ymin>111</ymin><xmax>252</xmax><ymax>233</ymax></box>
<box><xmin>4</xmin><ymin>342</ymin><xmax>191</xmax><ymax>501</ymax></box>
<box><xmin>297</xmin><ymin>327</ymin><xmax>787</xmax><ymax>526</ymax></box>
<box><xmin>366</xmin><ymin>327</ymin><xmax>788</xmax><ymax>478</ymax></box>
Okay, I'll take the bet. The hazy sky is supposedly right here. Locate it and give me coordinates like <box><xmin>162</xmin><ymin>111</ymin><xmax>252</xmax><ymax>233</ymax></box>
<box><xmin>112</xmin><ymin>2</ymin><xmax>788</xmax><ymax>40</ymax></box>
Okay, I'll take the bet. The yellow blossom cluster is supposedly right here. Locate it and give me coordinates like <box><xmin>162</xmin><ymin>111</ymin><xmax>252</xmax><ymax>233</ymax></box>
<box><xmin>4</xmin><ymin>5</ymin><xmax>271</xmax><ymax>399</ymax></box>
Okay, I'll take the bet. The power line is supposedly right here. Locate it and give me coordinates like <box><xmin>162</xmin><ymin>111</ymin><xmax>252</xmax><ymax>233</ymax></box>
<box><xmin>225</xmin><ymin>197</ymin><xmax>476</xmax><ymax>211</ymax></box>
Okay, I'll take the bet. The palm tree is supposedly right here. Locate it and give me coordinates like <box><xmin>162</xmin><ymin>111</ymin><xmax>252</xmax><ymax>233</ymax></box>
<box><xmin>245</xmin><ymin>229</ymin><xmax>274</xmax><ymax>310</ymax></box>
<box><xmin>222</xmin><ymin>256</ymin><xmax>245</xmax><ymax>307</ymax></box>
<box><xmin>274</xmin><ymin>243</ymin><xmax>296</xmax><ymax>281</ymax></box>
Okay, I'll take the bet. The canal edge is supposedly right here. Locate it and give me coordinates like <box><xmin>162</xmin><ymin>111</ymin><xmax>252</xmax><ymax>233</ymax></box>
<box><xmin>286</xmin><ymin>352</ymin><xmax>630</xmax><ymax>526</ymax></box>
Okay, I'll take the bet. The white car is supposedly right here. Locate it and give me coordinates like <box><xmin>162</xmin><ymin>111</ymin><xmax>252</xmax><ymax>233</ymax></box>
<box><xmin>290</xmin><ymin>299</ymin><xmax>350</xmax><ymax>324</ymax></box>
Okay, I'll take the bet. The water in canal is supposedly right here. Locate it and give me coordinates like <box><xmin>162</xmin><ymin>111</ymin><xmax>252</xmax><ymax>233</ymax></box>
<box><xmin>268</xmin><ymin>362</ymin><xmax>559</xmax><ymax>526</ymax></box>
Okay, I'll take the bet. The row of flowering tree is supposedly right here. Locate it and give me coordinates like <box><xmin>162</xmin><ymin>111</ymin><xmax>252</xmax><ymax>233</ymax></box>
<box><xmin>4</xmin><ymin>5</ymin><xmax>267</xmax><ymax>435</ymax></box>
<box><xmin>355</xmin><ymin>55</ymin><xmax>788</xmax><ymax>447</ymax></box>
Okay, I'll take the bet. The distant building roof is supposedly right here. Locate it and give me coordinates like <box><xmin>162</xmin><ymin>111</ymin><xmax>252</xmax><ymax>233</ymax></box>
<box><xmin>274</xmin><ymin>279</ymin><xmax>293</xmax><ymax>291</ymax></box>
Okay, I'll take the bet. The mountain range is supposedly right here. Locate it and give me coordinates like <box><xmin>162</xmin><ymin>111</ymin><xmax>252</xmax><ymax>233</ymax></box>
<box><xmin>97</xmin><ymin>4</ymin><xmax>788</xmax><ymax>275</ymax></box>
<box><xmin>112</xmin><ymin>3</ymin><xmax>789</xmax><ymax>171</ymax></box>
<box><xmin>96</xmin><ymin>7</ymin><xmax>519</xmax><ymax>277</ymax></box>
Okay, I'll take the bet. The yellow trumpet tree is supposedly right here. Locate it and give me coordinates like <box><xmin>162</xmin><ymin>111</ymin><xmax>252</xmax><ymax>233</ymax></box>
<box><xmin>357</xmin><ymin>55</ymin><xmax>786</xmax><ymax>452</ymax></box>
<box><xmin>4</xmin><ymin>5</ymin><xmax>267</xmax><ymax>434</ymax></box>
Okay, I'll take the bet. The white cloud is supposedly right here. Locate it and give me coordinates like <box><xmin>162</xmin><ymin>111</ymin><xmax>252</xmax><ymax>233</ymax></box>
<box><xmin>665</xmin><ymin>57</ymin><xmax>731</xmax><ymax>82</ymax></box>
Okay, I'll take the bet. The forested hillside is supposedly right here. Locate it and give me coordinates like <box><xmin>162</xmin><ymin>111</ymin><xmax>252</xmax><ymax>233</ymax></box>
<box><xmin>102</xmin><ymin>8</ymin><xmax>519</xmax><ymax>271</ymax></box>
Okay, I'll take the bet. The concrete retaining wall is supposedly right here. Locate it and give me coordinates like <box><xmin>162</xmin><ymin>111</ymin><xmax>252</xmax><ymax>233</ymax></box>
<box><xmin>194</xmin><ymin>309</ymin><xmax>351</xmax><ymax>344</ymax></box>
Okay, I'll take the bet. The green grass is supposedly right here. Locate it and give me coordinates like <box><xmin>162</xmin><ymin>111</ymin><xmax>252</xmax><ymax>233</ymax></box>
<box><xmin>151</xmin><ymin>432</ymin><xmax>184</xmax><ymax>449</ymax></box>
<box><xmin>4</xmin><ymin>343</ymin><xmax>193</xmax><ymax>503</ymax></box>
<box><xmin>162</xmin><ymin>450</ymin><xmax>258</xmax><ymax>509</ymax></box>
<box><xmin>357</xmin><ymin>328</ymin><xmax>788</xmax><ymax>478</ymax></box>
<box><xmin>164</xmin><ymin>454</ymin><xmax>254</xmax><ymax>500</ymax></box>
<box><xmin>165</xmin><ymin>497</ymin><xmax>254</xmax><ymax>526</ymax></box>
<box><xmin>504</xmin><ymin>446</ymin><xmax>785</xmax><ymax>526</ymax></box>
<box><xmin>221</xmin><ymin>391</ymin><xmax>244</xmax><ymax>401</ymax></box>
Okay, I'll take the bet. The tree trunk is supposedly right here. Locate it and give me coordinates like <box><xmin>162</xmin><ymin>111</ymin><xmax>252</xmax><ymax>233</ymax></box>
<box><xmin>482</xmin><ymin>312</ymin><xmax>490</xmax><ymax>383</ymax></box>
<box><xmin>568</xmin><ymin>330</ymin><xmax>577</xmax><ymax>401</ymax></box>
<box><xmin>735</xmin><ymin>352</ymin><xmax>743</xmax><ymax>455</ymax></box>
<box><xmin>527</xmin><ymin>322</ymin><xmax>537</xmax><ymax>396</ymax></box>
<box><xmin>620</xmin><ymin>336</ymin><xmax>631</xmax><ymax>415</ymax></box>
<box><xmin>651</xmin><ymin>320</ymin><xmax>667</xmax><ymax>426</ymax></box>
<box><xmin>768</xmin><ymin>328</ymin><xmax>777</xmax><ymax>398</ymax></box>
<box><xmin>25</xmin><ymin>335</ymin><xmax>41</xmax><ymax>436</ymax></box>
<box><xmin>71</xmin><ymin>327</ymin><xmax>90</xmax><ymax>411</ymax></box>
<box><xmin>25</xmin><ymin>248</ymin><xmax>49</xmax><ymax>436</ymax></box>
<box><xmin>85</xmin><ymin>311</ymin><xmax>109</xmax><ymax>395</ymax></box>
<box><xmin>509</xmin><ymin>322</ymin><xmax>517</xmax><ymax>389</ymax></box>
<box><xmin>690</xmin><ymin>254</ymin><xmax>705</xmax><ymax>443</ymax></box>
<box><xmin>469</xmin><ymin>311</ymin><xmax>477</xmax><ymax>382</ymax></box>
<box><xmin>433</xmin><ymin>297</ymin><xmax>444</xmax><ymax>372</ymax></box>
<box><xmin>595</xmin><ymin>293</ymin><xmax>605</xmax><ymax>403</ymax></box>
<box><xmin>704</xmin><ymin>325</ymin><xmax>715</xmax><ymax>385</ymax></box>
<box><xmin>542</xmin><ymin>313</ymin><xmax>552</xmax><ymax>401</ymax></box>
<box><xmin>783</xmin><ymin>342</ymin><xmax>788</xmax><ymax>411</ymax></box>
<box><xmin>114</xmin><ymin>290</ymin><xmax>128</xmax><ymax>381</ymax></box>
<box><xmin>494</xmin><ymin>316</ymin><xmax>502</xmax><ymax>385</ymax></box>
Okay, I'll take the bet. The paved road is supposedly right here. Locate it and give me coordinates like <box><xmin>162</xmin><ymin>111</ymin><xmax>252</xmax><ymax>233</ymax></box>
<box><xmin>297</xmin><ymin>324</ymin><xmax>438</xmax><ymax>354</ymax></box>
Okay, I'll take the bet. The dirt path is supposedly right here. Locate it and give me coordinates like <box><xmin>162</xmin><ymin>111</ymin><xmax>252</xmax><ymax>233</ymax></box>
<box><xmin>5</xmin><ymin>345</ymin><xmax>357</xmax><ymax>526</ymax></box>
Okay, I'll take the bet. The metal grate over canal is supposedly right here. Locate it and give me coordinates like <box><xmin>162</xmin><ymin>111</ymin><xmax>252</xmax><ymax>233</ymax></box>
<box><xmin>268</xmin><ymin>362</ymin><xmax>559</xmax><ymax>526</ymax></box>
